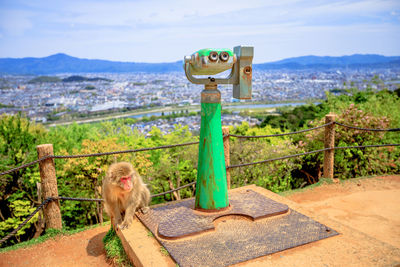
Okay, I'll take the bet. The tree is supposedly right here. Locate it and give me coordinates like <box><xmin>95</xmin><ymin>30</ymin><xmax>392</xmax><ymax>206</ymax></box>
<box><xmin>0</xmin><ymin>114</ymin><xmax>46</xmax><ymax>246</ymax></box>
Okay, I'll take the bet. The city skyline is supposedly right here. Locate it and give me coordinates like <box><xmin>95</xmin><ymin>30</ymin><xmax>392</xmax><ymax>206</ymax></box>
<box><xmin>0</xmin><ymin>0</ymin><xmax>399</xmax><ymax>63</ymax></box>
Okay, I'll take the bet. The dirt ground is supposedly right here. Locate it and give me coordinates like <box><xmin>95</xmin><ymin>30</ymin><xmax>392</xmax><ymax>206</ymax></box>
<box><xmin>285</xmin><ymin>175</ymin><xmax>400</xmax><ymax>249</ymax></box>
<box><xmin>0</xmin><ymin>225</ymin><xmax>112</xmax><ymax>267</ymax></box>
<box><xmin>1</xmin><ymin>175</ymin><xmax>399</xmax><ymax>267</ymax></box>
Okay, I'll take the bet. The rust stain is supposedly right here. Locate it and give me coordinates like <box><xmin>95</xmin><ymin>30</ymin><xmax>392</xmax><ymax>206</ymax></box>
<box><xmin>242</xmin><ymin>66</ymin><xmax>252</xmax><ymax>88</ymax></box>
<box><xmin>210</xmin><ymin>199</ymin><xmax>215</xmax><ymax>209</ymax></box>
<box><xmin>242</xmin><ymin>73</ymin><xmax>252</xmax><ymax>85</ymax></box>
<box><xmin>195</xmin><ymin>182</ymin><xmax>201</xmax><ymax>207</ymax></box>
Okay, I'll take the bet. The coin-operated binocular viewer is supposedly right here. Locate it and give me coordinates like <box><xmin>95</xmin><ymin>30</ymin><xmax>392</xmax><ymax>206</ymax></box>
<box><xmin>184</xmin><ymin>46</ymin><xmax>254</xmax><ymax>211</ymax></box>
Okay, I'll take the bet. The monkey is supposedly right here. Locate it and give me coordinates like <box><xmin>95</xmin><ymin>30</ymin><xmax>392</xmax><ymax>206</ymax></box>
<box><xmin>102</xmin><ymin>162</ymin><xmax>150</xmax><ymax>229</ymax></box>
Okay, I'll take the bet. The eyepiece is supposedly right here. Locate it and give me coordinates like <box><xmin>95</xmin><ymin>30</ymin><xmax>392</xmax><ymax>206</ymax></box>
<box><xmin>219</xmin><ymin>51</ymin><xmax>229</xmax><ymax>62</ymax></box>
<box><xmin>208</xmin><ymin>51</ymin><xmax>219</xmax><ymax>62</ymax></box>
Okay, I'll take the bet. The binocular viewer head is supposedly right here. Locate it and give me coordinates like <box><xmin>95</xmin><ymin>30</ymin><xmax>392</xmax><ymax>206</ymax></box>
<box><xmin>184</xmin><ymin>46</ymin><xmax>254</xmax><ymax>100</ymax></box>
<box><xmin>186</xmin><ymin>48</ymin><xmax>236</xmax><ymax>75</ymax></box>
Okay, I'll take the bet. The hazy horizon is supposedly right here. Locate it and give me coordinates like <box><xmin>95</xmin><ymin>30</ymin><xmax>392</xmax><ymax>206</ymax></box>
<box><xmin>1</xmin><ymin>0</ymin><xmax>399</xmax><ymax>63</ymax></box>
<box><xmin>1</xmin><ymin>52</ymin><xmax>400</xmax><ymax>64</ymax></box>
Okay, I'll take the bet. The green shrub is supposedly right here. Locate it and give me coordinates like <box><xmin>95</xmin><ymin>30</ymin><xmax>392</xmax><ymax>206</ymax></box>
<box><xmin>301</xmin><ymin>104</ymin><xmax>400</xmax><ymax>179</ymax></box>
<box><xmin>229</xmin><ymin>122</ymin><xmax>302</xmax><ymax>192</ymax></box>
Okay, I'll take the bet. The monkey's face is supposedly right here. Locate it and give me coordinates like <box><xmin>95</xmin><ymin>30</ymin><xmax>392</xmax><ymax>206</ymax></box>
<box><xmin>120</xmin><ymin>175</ymin><xmax>133</xmax><ymax>191</ymax></box>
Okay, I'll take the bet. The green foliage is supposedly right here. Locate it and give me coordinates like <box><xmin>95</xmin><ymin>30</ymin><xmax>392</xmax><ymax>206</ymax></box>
<box><xmin>144</xmin><ymin>125</ymin><xmax>198</xmax><ymax>204</ymax></box>
<box><xmin>0</xmin><ymin>103</ymin><xmax>14</xmax><ymax>108</ymax></box>
<box><xmin>0</xmin><ymin>199</ymin><xmax>38</xmax><ymax>241</ymax></box>
<box><xmin>0</xmin><ymin>114</ymin><xmax>46</xmax><ymax>246</ymax></box>
<box><xmin>324</xmin><ymin>89</ymin><xmax>400</xmax><ymax>128</ymax></box>
<box><xmin>229</xmin><ymin>122</ymin><xmax>302</xmax><ymax>192</ymax></box>
<box><xmin>84</xmin><ymin>85</ymin><xmax>96</xmax><ymax>90</ymax></box>
<box><xmin>62</xmin><ymin>75</ymin><xmax>111</xmax><ymax>83</ymax></box>
<box><xmin>259</xmin><ymin>84</ymin><xmax>400</xmax><ymax>184</ymax></box>
<box><xmin>160</xmin><ymin>246</ymin><xmax>169</xmax><ymax>256</ymax></box>
<box><xmin>103</xmin><ymin>227</ymin><xmax>132</xmax><ymax>267</ymax></box>
<box><xmin>302</xmin><ymin>103</ymin><xmax>400</xmax><ymax>179</ymax></box>
<box><xmin>318</xmin><ymin>87</ymin><xmax>400</xmax><ymax>179</ymax></box>
<box><xmin>43</xmin><ymin>123</ymin><xmax>99</xmax><ymax>154</ymax></box>
<box><xmin>260</xmin><ymin>104</ymin><xmax>328</xmax><ymax>131</ymax></box>
<box><xmin>28</xmin><ymin>76</ymin><xmax>61</xmax><ymax>83</ymax></box>
<box><xmin>0</xmin><ymin>80</ymin><xmax>399</xmax><ymax>248</ymax></box>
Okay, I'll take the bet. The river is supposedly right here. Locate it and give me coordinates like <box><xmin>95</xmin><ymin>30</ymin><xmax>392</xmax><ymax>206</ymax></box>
<box><xmin>130</xmin><ymin>102</ymin><xmax>314</xmax><ymax>119</ymax></box>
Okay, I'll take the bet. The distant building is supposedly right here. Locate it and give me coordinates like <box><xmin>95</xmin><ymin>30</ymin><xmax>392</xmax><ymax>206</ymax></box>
<box><xmin>91</xmin><ymin>100</ymin><xmax>128</xmax><ymax>112</ymax></box>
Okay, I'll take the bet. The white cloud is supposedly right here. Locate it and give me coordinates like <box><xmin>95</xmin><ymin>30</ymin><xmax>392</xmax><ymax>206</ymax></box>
<box><xmin>0</xmin><ymin>0</ymin><xmax>399</xmax><ymax>61</ymax></box>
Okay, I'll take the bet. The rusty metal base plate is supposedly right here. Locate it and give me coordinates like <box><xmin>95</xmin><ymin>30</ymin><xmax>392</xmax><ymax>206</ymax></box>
<box><xmin>140</xmin><ymin>189</ymin><xmax>289</xmax><ymax>239</ymax></box>
<box><xmin>137</xmin><ymin>189</ymin><xmax>338</xmax><ymax>267</ymax></box>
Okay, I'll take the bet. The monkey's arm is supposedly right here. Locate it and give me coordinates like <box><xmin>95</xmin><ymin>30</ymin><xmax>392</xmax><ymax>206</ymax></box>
<box><xmin>119</xmin><ymin>203</ymin><xmax>137</xmax><ymax>229</ymax></box>
<box><xmin>103</xmin><ymin>184</ymin><xmax>123</xmax><ymax>226</ymax></box>
<box><xmin>139</xmin><ymin>186</ymin><xmax>151</xmax><ymax>214</ymax></box>
<box><xmin>110</xmin><ymin>202</ymin><xmax>123</xmax><ymax>226</ymax></box>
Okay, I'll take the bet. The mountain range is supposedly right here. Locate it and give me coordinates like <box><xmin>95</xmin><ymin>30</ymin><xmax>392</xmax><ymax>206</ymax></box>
<box><xmin>0</xmin><ymin>53</ymin><xmax>399</xmax><ymax>75</ymax></box>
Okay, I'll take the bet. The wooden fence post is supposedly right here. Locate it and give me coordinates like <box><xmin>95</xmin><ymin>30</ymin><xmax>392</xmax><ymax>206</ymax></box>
<box><xmin>323</xmin><ymin>114</ymin><xmax>336</xmax><ymax>180</ymax></box>
<box><xmin>37</xmin><ymin>144</ymin><xmax>62</xmax><ymax>230</ymax></box>
<box><xmin>222</xmin><ymin>127</ymin><xmax>231</xmax><ymax>189</ymax></box>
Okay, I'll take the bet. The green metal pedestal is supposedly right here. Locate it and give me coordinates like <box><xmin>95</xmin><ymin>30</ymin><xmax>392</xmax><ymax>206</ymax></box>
<box><xmin>195</xmin><ymin>85</ymin><xmax>229</xmax><ymax>211</ymax></box>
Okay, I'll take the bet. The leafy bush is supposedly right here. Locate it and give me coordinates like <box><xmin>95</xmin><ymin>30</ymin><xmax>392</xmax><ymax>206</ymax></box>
<box><xmin>300</xmin><ymin>104</ymin><xmax>400</xmax><ymax>179</ymax></box>
<box><xmin>229</xmin><ymin>122</ymin><xmax>302</xmax><ymax>192</ymax></box>
<box><xmin>0</xmin><ymin>114</ymin><xmax>46</xmax><ymax>246</ymax></box>
<box><xmin>144</xmin><ymin>125</ymin><xmax>198</xmax><ymax>204</ymax></box>
<box><xmin>260</xmin><ymin>103</ymin><xmax>328</xmax><ymax>131</ymax></box>
<box><xmin>0</xmin><ymin>199</ymin><xmax>38</xmax><ymax>243</ymax></box>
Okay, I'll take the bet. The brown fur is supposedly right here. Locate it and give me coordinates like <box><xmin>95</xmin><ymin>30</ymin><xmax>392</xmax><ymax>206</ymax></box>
<box><xmin>102</xmin><ymin>162</ymin><xmax>150</xmax><ymax>229</ymax></box>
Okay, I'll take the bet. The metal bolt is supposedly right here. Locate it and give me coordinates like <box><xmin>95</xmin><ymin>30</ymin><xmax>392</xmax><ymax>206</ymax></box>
<box><xmin>243</xmin><ymin>66</ymin><xmax>252</xmax><ymax>75</ymax></box>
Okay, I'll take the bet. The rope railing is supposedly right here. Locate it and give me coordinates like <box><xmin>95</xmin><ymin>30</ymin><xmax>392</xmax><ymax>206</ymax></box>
<box><xmin>1</xmin><ymin>122</ymin><xmax>399</xmax><ymax>177</ymax></box>
<box><xmin>1</xmin><ymin>120</ymin><xmax>400</xmax><ymax>247</ymax></box>
<box><xmin>0</xmin><ymin>141</ymin><xmax>199</xmax><ymax>177</ymax></box>
<box><xmin>335</xmin><ymin>122</ymin><xmax>400</xmax><ymax>132</ymax></box>
<box><xmin>151</xmin><ymin>181</ymin><xmax>196</xmax><ymax>198</ymax></box>
<box><xmin>52</xmin><ymin>141</ymin><xmax>200</xmax><ymax>159</ymax></box>
<box><xmin>228</xmin><ymin>122</ymin><xmax>400</xmax><ymax>139</ymax></box>
<box><xmin>0</xmin><ymin>181</ymin><xmax>197</xmax><ymax>246</ymax></box>
<box><xmin>229</xmin><ymin>122</ymin><xmax>334</xmax><ymax>138</ymax></box>
<box><xmin>227</xmin><ymin>143</ymin><xmax>400</xmax><ymax>169</ymax></box>
<box><xmin>0</xmin><ymin>197</ymin><xmax>55</xmax><ymax>245</ymax></box>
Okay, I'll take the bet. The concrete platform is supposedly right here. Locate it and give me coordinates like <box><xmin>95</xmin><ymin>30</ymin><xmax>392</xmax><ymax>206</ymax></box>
<box><xmin>116</xmin><ymin>185</ymin><xmax>400</xmax><ymax>267</ymax></box>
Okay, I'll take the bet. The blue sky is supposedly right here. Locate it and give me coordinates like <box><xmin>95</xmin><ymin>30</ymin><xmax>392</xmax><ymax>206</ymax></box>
<box><xmin>0</xmin><ymin>0</ymin><xmax>399</xmax><ymax>63</ymax></box>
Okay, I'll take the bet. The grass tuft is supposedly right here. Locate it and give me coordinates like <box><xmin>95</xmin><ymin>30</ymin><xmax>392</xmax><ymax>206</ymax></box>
<box><xmin>102</xmin><ymin>226</ymin><xmax>133</xmax><ymax>267</ymax></box>
<box><xmin>147</xmin><ymin>231</ymin><xmax>154</xmax><ymax>238</ymax></box>
<box><xmin>160</xmin><ymin>246</ymin><xmax>169</xmax><ymax>256</ymax></box>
